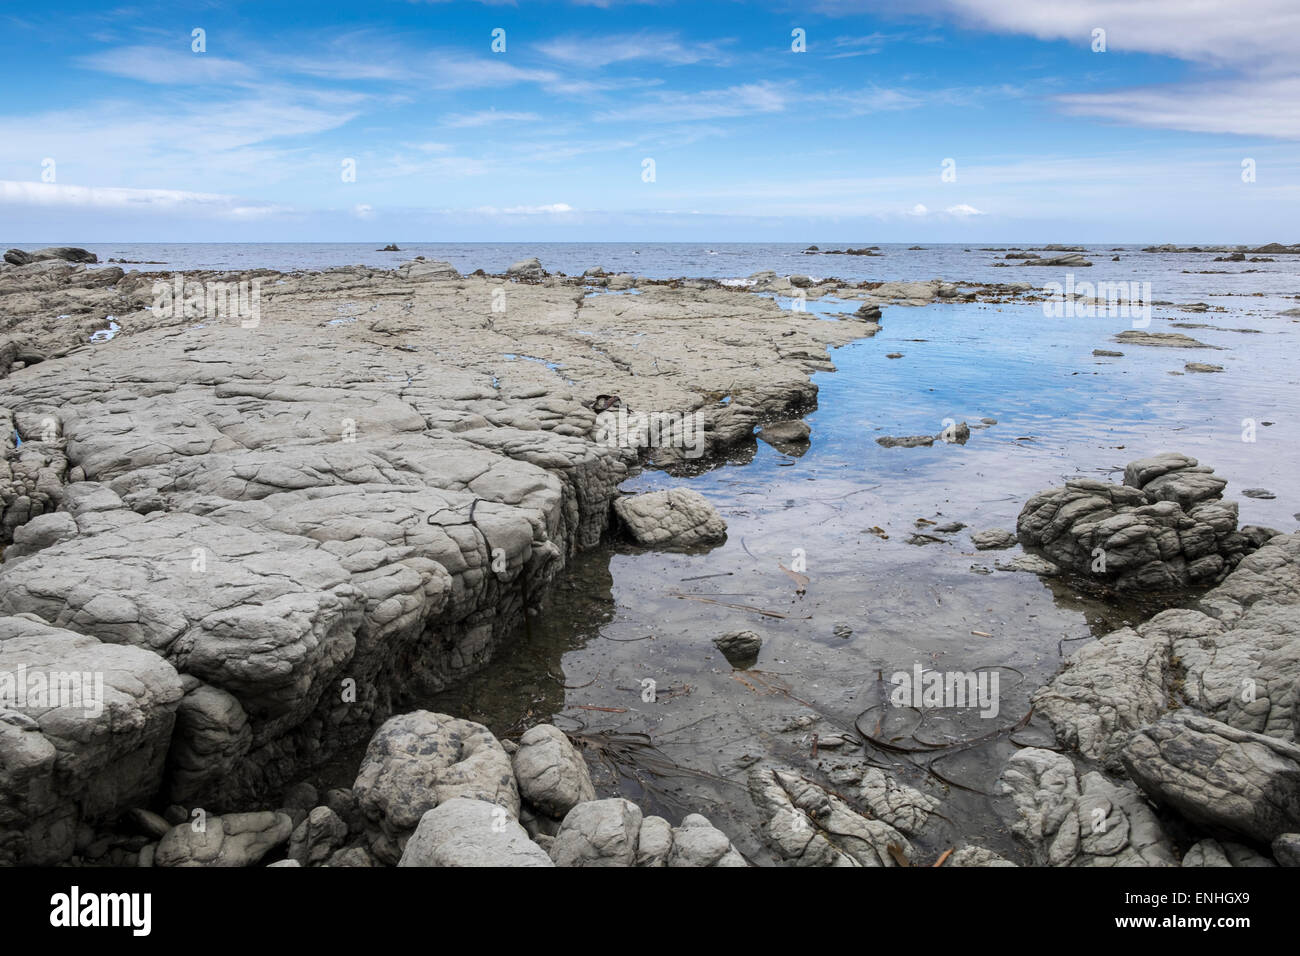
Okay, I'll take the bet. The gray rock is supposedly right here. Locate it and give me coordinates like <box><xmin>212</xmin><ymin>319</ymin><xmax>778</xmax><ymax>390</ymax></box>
<box><xmin>997</xmin><ymin>554</ymin><xmax>1060</xmax><ymax>576</ymax></box>
<box><xmin>1272</xmin><ymin>833</ymin><xmax>1300</xmax><ymax>866</ymax></box>
<box><xmin>876</xmin><ymin>434</ymin><xmax>934</xmax><ymax>448</ymax></box>
<box><xmin>154</xmin><ymin>811</ymin><xmax>293</xmax><ymax>867</ymax></box>
<box><xmin>0</xmin><ymin>616</ymin><xmax>183</xmax><ymax>865</ymax></box>
<box><xmin>398</xmin><ymin>797</ymin><xmax>552</xmax><ymax>867</ymax></box>
<box><xmin>667</xmin><ymin>813</ymin><xmax>747</xmax><ymax>867</ymax></box>
<box><xmin>971</xmin><ymin>528</ymin><xmax>1017</xmax><ymax>550</ymax></box>
<box><xmin>125</xmin><ymin>808</ymin><xmax>172</xmax><ymax>840</ymax></box>
<box><xmin>511</xmin><ymin>723</ymin><xmax>596</xmax><ymax>820</ymax></box>
<box><xmin>749</xmin><ymin>764</ymin><xmax>912</xmax><ymax>866</ymax></box>
<box><xmin>1016</xmin><ymin>453</ymin><xmax>1254</xmax><ymax>591</ymax></box>
<box><xmin>324</xmin><ymin>846</ymin><xmax>377</xmax><ymax>867</ymax></box>
<box><xmin>945</xmin><ymin>845</ymin><xmax>1017</xmax><ymax>867</ymax></box>
<box><xmin>858</xmin><ymin>768</ymin><xmax>938</xmax><ymax>834</ymax></box>
<box><xmin>1113</xmin><ymin>330</ymin><xmax>1213</xmax><ymax>348</ymax></box>
<box><xmin>397</xmin><ymin>259</ymin><xmax>458</xmax><ymax>282</ymax></box>
<box><xmin>635</xmin><ymin>815</ymin><xmax>673</xmax><ymax>867</ymax></box>
<box><xmin>550</xmin><ymin>798</ymin><xmax>642</xmax><ymax>867</ymax></box>
<box><xmin>4</xmin><ymin>247</ymin><xmax>99</xmax><ymax>266</ymax></box>
<box><xmin>712</xmin><ymin>629</ymin><xmax>763</xmax><ymax>668</ymax></box>
<box><xmin>1034</xmin><ymin>533</ymin><xmax>1300</xmax><ymax>767</ymax></box>
<box><xmin>758</xmin><ymin>420</ymin><xmax>810</xmax><ymax>446</ymax></box>
<box><xmin>287</xmin><ymin>806</ymin><xmax>348</xmax><ymax>866</ymax></box>
<box><xmin>614</xmin><ymin>488</ymin><xmax>726</xmax><ymax>549</ymax></box>
<box><xmin>353</xmin><ymin>711</ymin><xmax>520</xmax><ymax>864</ymax></box>
<box><xmin>997</xmin><ymin>748</ymin><xmax>1175</xmax><ymax>866</ymax></box>
<box><xmin>506</xmin><ymin>257</ymin><xmax>547</xmax><ymax>280</ymax></box>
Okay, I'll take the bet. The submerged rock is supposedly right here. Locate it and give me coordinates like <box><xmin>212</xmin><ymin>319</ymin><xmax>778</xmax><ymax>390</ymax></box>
<box><xmin>858</xmin><ymin>768</ymin><xmax>938</xmax><ymax>834</ymax></box>
<box><xmin>971</xmin><ymin>528</ymin><xmax>1017</xmax><ymax>550</ymax></box>
<box><xmin>757</xmin><ymin>420</ymin><xmax>810</xmax><ymax>448</ymax></box>
<box><xmin>1113</xmin><ymin>330</ymin><xmax>1213</xmax><ymax>348</ymax></box>
<box><xmin>712</xmin><ymin>629</ymin><xmax>763</xmax><ymax>668</ymax></box>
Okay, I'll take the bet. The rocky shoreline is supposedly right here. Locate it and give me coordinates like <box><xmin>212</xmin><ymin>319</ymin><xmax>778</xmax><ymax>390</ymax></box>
<box><xmin>1</xmin><ymin>249</ymin><xmax>1297</xmax><ymax>867</ymax></box>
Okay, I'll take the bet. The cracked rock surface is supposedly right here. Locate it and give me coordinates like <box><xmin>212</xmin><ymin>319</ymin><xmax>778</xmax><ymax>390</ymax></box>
<box><xmin>0</xmin><ymin>264</ymin><xmax>872</xmax><ymax>861</ymax></box>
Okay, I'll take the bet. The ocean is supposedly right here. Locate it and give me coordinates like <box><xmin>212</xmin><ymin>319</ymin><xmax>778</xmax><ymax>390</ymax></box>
<box><xmin>21</xmin><ymin>240</ymin><xmax>1300</xmax><ymax>301</ymax></box>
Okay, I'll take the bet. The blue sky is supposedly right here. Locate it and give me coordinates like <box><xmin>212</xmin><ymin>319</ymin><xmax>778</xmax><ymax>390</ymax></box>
<box><xmin>1</xmin><ymin>0</ymin><xmax>1297</xmax><ymax>242</ymax></box>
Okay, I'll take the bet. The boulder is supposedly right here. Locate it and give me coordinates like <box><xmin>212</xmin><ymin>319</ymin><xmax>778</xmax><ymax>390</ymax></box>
<box><xmin>353</xmin><ymin>711</ymin><xmax>520</xmax><ymax>864</ymax></box>
<box><xmin>287</xmin><ymin>806</ymin><xmax>348</xmax><ymax>866</ymax></box>
<box><xmin>398</xmin><ymin>797</ymin><xmax>552</xmax><ymax>867</ymax></box>
<box><xmin>549</xmin><ymin>797</ymin><xmax>642</xmax><ymax>867</ymax></box>
<box><xmin>613</xmin><ymin>488</ymin><xmax>726</xmax><ymax>549</ymax></box>
<box><xmin>506</xmin><ymin>257</ymin><xmax>546</xmax><ymax>280</ymax></box>
<box><xmin>0</xmin><ymin>616</ymin><xmax>183</xmax><ymax>865</ymax></box>
<box><xmin>666</xmin><ymin>814</ymin><xmax>747</xmax><ymax>867</ymax></box>
<box><xmin>510</xmin><ymin>723</ymin><xmax>595</xmax><ymax>820</ymax></box>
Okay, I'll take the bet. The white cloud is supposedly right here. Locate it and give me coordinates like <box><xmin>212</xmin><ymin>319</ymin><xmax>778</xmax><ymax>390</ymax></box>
<box><xmin>441</xmin><ymin>109</ymin><xmax>541</xmax><ymax>128</ymax></box>
<box><xmin>945</xmin><ymin>203</ymin><xmax>984</xmax><ymax>216</ymax></box>
<box><xmin>471</xmin><ymin>203</ymin><xmax>575</xmax><ymax>215</ymax></box>
<box><xmin>76</xmin><ymin>46</ymin><xmax>258</xmax><ymax>85</ymax></box>
<box><xmin>930</xmin><ymin>0</ymin><xmax>1300</xmax><ymax>71</ymax></box>
<box><xmin>537</xmin><ymin>32</ymin><xmax>730</xmax><ymax>68</ymax></box>
<box><xmin>1059</xmin><ymin>76</ymin><xmax>1300</xmax><ymax>139</ymax></box>
<box><xmin>909</xmin><ymin>203</ymin><xmax>928</xmax><ymax>216</ymax></box>
<box><xmin>820</xmin><ymin>1</ymin><xmax>1300</xmax><ymax>138</ymax></box>
<box><xmin>353</xmin><ymin>203</ymin><xmax>375</xmax><ymax>220</ymax></box>
<box><xmin>0</xmin><ymin>180</ymin><xmax>291</xmax><ymax>219</ymax></box>
<box><xmin>595</xmin><ymin>82</ymin><xmax>789</xmax><ymax>123</ymax></box>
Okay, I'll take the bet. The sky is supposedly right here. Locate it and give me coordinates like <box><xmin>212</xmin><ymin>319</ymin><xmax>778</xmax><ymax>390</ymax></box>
<box><xmin>0</xmin><ymin>0</ymin><xmax>1297</xmax><ymax>243</ymax></box>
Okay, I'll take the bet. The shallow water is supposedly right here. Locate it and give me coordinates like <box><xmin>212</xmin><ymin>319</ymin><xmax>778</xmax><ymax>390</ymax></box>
<box><xmin>409</xmin><ymin>280</ymin><xmax>1300</xmax><ymax>863</ymax></box>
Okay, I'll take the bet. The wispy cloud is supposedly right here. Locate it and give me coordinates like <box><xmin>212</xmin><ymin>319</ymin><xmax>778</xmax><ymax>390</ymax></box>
<box><xmin>441</xmin><ymin>109</ymin><xmax>541</xmax><ymax>128</ymax></box>
<box><xmin>0</xmin><ymin>179</ymin><xmax>291</xmax><ymax>219</ymax></box>
<box><xmin>1059</xmin><ymin>76</ymin><xmax>1300</xmax><ymax>139</ymax></box>
<box><xmin>537</xmin><ymin>31</ymin><xmax>732</xmax><ymax>68</ymax></box>
<box><xmin>595</xmin><ymin>81</ymin><xmax>789</xmax><ymax>123</ymax></box>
